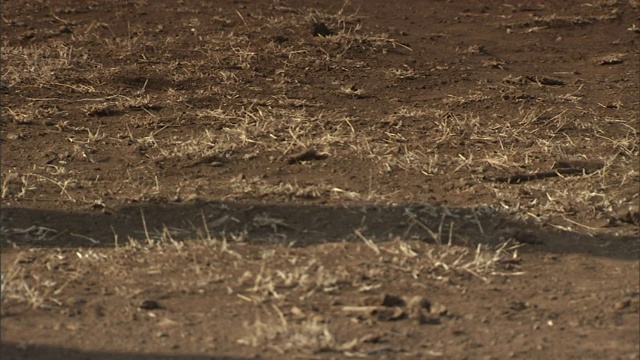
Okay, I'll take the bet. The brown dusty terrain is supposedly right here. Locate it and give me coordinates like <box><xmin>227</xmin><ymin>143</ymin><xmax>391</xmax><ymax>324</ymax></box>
<box><xmin>1</xmin><ymin>0</ymin><xmax>639</xmax><ymax>359</ymax></box>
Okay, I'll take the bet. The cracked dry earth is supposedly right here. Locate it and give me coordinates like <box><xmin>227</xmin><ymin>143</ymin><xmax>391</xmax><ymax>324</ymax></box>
<box><xmin>1</xmin><ymin>0</ymin><xmax>639</xmax><ymax>359</ymax></box>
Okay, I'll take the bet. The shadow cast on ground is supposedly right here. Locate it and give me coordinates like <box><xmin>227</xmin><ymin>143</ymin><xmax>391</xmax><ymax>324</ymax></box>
<box><xmin>0</xmin><ymin>342</ymin><xmax>248</xmax><ymax>360</ymax></box>
<box><xmin>1</xmin><ymin>200</ymin><xmax>638</xmax><ymax>260</ymax></box>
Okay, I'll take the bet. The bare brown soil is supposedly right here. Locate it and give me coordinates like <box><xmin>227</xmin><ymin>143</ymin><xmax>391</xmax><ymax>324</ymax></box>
<box><xmin>1</xmin><ymin>0</ymin><xmax>639</xmax><ymax>359</ymax></box>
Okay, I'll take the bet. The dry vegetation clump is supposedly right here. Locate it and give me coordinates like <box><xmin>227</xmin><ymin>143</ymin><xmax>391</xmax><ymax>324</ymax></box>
<box><xmin>1</xmin><ymin>233</ymin><xmax>521</xmax><ymax>354</ymax></box>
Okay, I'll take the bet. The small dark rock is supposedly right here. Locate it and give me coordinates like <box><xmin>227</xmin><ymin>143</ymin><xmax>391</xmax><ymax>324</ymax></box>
<box><xmin>139</xmin><ymin>300</ymin><xmax>162</xmax><ymax>310</ymax></box>
<box><xmin>287</xmin><ymin>148</ymin><xmax>328</xmax><ymax>164</ymax></box>
<box><xmin>274</xmin><ymin>35</ymin><xmax>288</xmax><ymax>44</ymax></box>
<box><xmin>381</xmin><ymin>294</ymin><xmax>406</xmax><ymax>307</ymax></box>
<box><xmin>525</xmin><ymin>75</ymin><xmax>566</xmax><ymax>86</ymax></box>
<box><xmin>312</xmin><ymin>22</ymin><xmax>333</xmax><ymax>37</ymax></box>
<box><xmin>513</xmin><ymin>230</ymin><xmax>542</xmax><ymax>245</ymax></box>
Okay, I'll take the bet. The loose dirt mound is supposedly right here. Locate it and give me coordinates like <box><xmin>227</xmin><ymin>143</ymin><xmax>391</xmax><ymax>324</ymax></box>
<box><xmin>2</xmin><ymin>0</ymin><xmax>638</xmax><ymax>359</ymax></box>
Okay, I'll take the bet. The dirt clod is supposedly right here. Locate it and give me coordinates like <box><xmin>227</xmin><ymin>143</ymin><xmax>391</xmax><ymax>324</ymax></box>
<box><xmin>312</xmin><ymin>22</ymin><xmax>333</xmax><ymax>37</ymax></box>
<box><xmin>287</xmin><ymin>148</ymin><xmax>329</xmax><ymax>164</ymax></box>
<box><xmin>381</xmin><ymin>294</ymin><xmax>406</xmax><ymax>307</ymax></box>
<box><xmin>139</xmin><ymin>300</ymin><xmax>162</xmax><ymax>311</ymax></box>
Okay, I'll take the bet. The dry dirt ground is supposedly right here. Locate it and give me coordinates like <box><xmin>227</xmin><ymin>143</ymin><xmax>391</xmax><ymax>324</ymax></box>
<box><xmin>1</xmin><ymin>0</ymin><xmax>639</xmax><ymax>359</ymax></box>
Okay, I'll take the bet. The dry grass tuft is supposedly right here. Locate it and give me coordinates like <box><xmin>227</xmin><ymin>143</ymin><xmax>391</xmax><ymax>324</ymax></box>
<box><xmin>238</xmin><ymin>307</ymin><xmax>336</xmax><ymax>353</ymax></box>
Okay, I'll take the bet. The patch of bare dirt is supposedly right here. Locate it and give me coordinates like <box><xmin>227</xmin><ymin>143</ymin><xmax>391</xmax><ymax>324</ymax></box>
<box><xmin>2</xmin><ymin>0</ymin><xmax>639</xmax><ymax>359</ymax></box>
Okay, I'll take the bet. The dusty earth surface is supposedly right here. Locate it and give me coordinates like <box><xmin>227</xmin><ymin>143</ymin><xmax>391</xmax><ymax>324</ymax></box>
<box><xmin>1</xmin><ymin>0</ymin><xmax>639</xmax><ymax>359</ymax></box>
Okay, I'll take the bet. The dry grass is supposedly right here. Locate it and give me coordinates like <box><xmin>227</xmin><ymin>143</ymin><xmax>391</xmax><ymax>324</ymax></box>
<box><xmin>1</xmin><ymin>253</ymin><xmax>69</xmax><ymax>312</ymax></box>
<box><xmin>2</xmin><ymin>1</ymin><xmax>637</xmax><ymax>229</ymax></box>
<box><xmin>238</xmin><ymin>309</ymin><xmax>336</xmax><ymax>353</ymax></box>
<box><xmin>0</xmin><ymin>1</ymin><xmax>638</xmax><ymax>358</ymax></box>
<box><xmin>2</xmin><ymin>217</ymin><xmax>522</xmax><ymax>350</ymax></box>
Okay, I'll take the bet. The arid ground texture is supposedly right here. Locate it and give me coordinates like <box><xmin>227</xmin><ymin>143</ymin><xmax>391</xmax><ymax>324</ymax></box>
<box><xmin>1</xmin><ymin>0</ymin><xmax>639</xmax><ymax>359</ymax></box>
